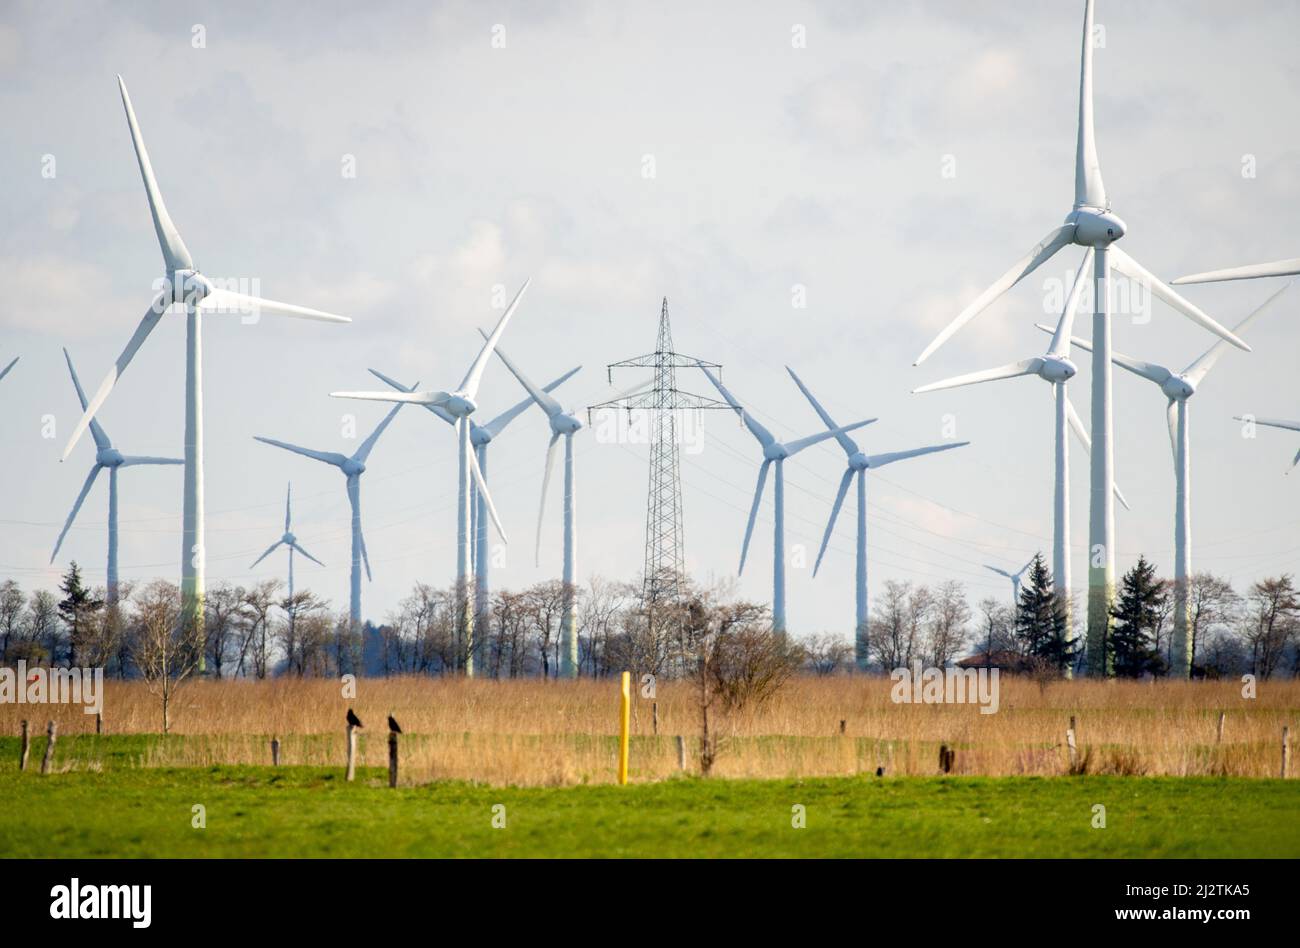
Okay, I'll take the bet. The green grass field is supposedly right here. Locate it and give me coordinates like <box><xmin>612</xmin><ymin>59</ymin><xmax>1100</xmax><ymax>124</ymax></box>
<box><xmin>2</xmin><ymin>761</ymin><xmax>1297</xmax><ymax>857</ymax></box>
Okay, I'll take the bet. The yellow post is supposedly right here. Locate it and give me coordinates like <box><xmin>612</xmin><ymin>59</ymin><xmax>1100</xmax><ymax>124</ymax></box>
<box><xmin>618</xmin><ymin>670</ymin><xmax>631</xmax><ymax>785</ymax></box>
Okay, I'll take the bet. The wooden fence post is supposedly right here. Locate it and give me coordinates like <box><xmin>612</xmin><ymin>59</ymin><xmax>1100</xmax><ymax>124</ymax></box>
<box><xmin>345</xmin><ymin>724</ymin><xmax>357</xmax><ymax>782</ymax></box>
<box><xmin>388</xmin><ymin>732</ymin><xmax>399</xmax><ymax>789</ymax></box>
<box><xmin>95</xmin><ymin>711</ymin><xmax>102</xmax><ymax>735</ymax></box>
<box><xmin>839</xmin><ymin>719</ymin><xmax>846</xmax><ymax>735</ymax></box>
<box><xmin>1283</xmin><ymin>726</ymin><xmax>1291</xmax><ymax>780</ymax></box>
<box><xmin>939</xmin><ymin>743</ymin><xmax>952</xmax><ymax>774</ymax></box>
<box><xmin>675</xmin><ymin>734</ymin><xmax>686</xmax><ymax>772</ymax></box>
<box><xmin>40</xmin><ymin>721</ymin><xmax>57</xmax><ymax>775</ymax></box>
<box><xmin>1216</xmin><ymin>711</ymin><xmax>1225</xmax><ymax>744</ymax></box>
<box><xmin>271</xmin><ymin>736</ymin><xmax>281</xmax><ymax>766</ymax></box>
<box><xmin>618</xmin><ymin>671</ymin><xmax>630</xmax><ymax>786</ymax></box>
<box><xmin>652</xmin><ymin>701</ymin><xmax>659</xmax><ymax>736</ymax></box>
<box><xmin>19</xmin><ymin>720</ymin><xmax>29</xmax><ymax>771</ymax></box>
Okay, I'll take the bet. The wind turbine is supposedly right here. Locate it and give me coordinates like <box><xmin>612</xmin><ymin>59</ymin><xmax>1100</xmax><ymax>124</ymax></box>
<box><xmin>52</xmin><ymin>349</ymin><xmax>182</xmax><ymax>604</ymax></box>
<box><xmin>330</xmin><ymin>280</ymin><xmax>530</xmax><ymax>676</ymax></box>
<box><xmin>60</xmin><ymin>76</ymin><xmax>349</xmax><ymax>655</ymax></box>
<box><xmin>985</xmin><ymin>558</ymin><xmax>1035</xmax><ymax>606</ymax></box>
<box><xmin>249</xmin><ymin>482</ymin><xmax>324</xmax><ymax>604</ymax></box>
<box><xmin>0</xmin><ymin>357</ymin><xmax>17</xmax><ymax>384</ymax></box>
<box><xmin>1234</xmin><ymin>416</ymin><xmax>1300</xmax><ymax>472</ymax></box>
<box><xmin>1175</xmin><ymin>259</ymin><xmax>1300</xmax><ymax>286</ymax></box>
<box><xmin>366</xmin><ymin>361</ymin><xmax>579</xmax><ymax>670</ymax></box>
<box><xmin>915</xmin><ymin>253</ymin><xmax>1131</xmax><ymax>635</ymax></box>
<box><xmin>480</xmin><ymin>335</ymin><xmax>585</xmax><ymax>677</ymax></box>
<box><xmin>911</xmin><ymin>0</ymin><xmax>1248</xmax><ymax>676</ymax></box>
<box><xmin>702</xmin><ymin>367</ymin><xmax>873</xmax><ymax>636</ymax></box>
<box><xmin>254</xmin><ymin>400</ymin><xmax>406</xmax><ymax>638</ymax></box>
<box><xmin>1042</xmin><ymin>281</ymin><xmax>1292</xmax><ymax>677</ymax></box>
<box><xmin>786</xmin><ymin>367</ymin><xmax>967</xmax><ymax>669</ymax></box>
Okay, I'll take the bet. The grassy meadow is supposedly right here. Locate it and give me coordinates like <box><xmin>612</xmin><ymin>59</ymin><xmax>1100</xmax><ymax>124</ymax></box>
<box><xmin>2</xmin><ymin>676</ymin><xmax>1297</xmax><ymax>856</ymax></box>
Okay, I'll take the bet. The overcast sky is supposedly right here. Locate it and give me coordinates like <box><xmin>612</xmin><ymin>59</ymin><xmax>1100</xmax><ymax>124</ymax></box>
<box><xmin>2</xmin><ymin>0</ymin><xmax>1298</xmax><ymax>639</ymax></box>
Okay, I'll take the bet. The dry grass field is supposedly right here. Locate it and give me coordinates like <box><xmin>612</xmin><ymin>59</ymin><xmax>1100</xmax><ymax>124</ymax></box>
<box><xmin>4</xmin><ymin>675</ymin><xmax>1296</xmax><ymax>787</ymax></box>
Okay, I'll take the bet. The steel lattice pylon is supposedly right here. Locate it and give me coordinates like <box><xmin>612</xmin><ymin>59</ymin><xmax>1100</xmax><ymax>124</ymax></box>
<box><xmin>589</xmin><ymin>298</ymin><xmax>733</xmax><ymax>613</ymax></box>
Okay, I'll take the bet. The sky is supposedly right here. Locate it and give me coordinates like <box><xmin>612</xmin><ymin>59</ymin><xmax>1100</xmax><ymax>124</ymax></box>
<box><xmin>1</xmin><ymin>0</ymin><xmax>1299</xmax><ymax>641</ymax></box>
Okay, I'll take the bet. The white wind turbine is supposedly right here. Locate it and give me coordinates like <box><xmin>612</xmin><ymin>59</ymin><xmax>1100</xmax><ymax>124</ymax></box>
<box><xmin>1042</xmin><ymin>281</ymin><xmax>1292</xmax><ymax>677</ymax></box>
<box><xmin>912</xmin><ymin>0</ymin><xmax>1248</xmax><ymax>675</ymax></box>
<box><xmin>915</xmin><ymin>253</ymin><xmax>1130</xmax><ymax>634</ymax></box>
<box><xmin>367</xmin><ymin>361</ymin><xmax>579</xmax><ymax>669</ymax></box>
<box><xmin>249</xmin><ymin>482</ymin><xmax>324</xmax><ymax>603</ymax></box>
<box><xmin>60</xmin><ymin>77</ymin><xmax>349</xmax><ymax>651</ymax></box>
<box><xmin>254</xmin><ymin>401</ymin><xmax>406</xmax><ymax>636</ymax></box>
<box><xmin>985</xmin><ymin>558</ymin><xmax>1036</xmax><ymax>606</ymax></box>
<box><xmin>1234</xmin><ymin>417</ymin><xmax>1300</xmax><ymax>472</ymax></box>
<box><xmin>702</xmin><ymin>367</ymin><xmax>873</xmax><ymax>636</ymax></box>
<box><xmin>0</xmin><ymin>357</ymin><xmax>17</xmax><ymax>384</ymax></box>
<box><xmin>330</xmin><ymin>281</ymin><xmax>530</xmax><ymax>676</ymax></box>
<box><xmin>52</xmin><ymin>349</ymin><xmax>182</xmax><ymax>604</ymax></box>
<box><xmin>482</xmin><ymin>335</ymin><xmax>586</xmax><ymax>678</ymax></box>
<box><xmin>787</xmin><ymin>367</ymin><xmax>967</xmax><ymax>670</ymax></box>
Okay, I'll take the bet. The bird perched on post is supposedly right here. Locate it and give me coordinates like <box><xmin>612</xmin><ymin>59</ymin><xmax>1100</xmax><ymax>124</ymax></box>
<box><xmin>387</xmin><ymin>714</ymin><xmax>402</xmax><ymax>734</ymax></box>
<box><xmin>346</xmin><ymin>708</ymin><xmax>363</xmax><ymax>729</ymax></box>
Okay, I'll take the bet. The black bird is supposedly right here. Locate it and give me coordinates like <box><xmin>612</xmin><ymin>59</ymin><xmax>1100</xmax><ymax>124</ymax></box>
<box><xmin>387</xmin><ymin>715</ymin><xmax>402</xmax><ymax>734</ymax></box>
<box><xmin>346</xmin><ymin>708</ymin><xmax>363</xmax><ymax>729</ymax></box>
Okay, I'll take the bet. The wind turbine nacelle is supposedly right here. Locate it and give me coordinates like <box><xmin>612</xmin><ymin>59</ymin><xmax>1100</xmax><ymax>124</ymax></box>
<box><xmin>555</xmin><ymin>414</ymin><xmax>584</xmax><ymax>435</ymax></box>
<box><xmin>1039</xmin><ymin>356</ymin><xmax>1077</xmax><ymax>383</ymax></box>
<box><xmin>97</xmin><ymin>447</ymin><xmax>126</xmax><ymax>468</ymax></box>
<box><xmin>444</xmin><ymin>394</ymin><xmax>477</xmax><ymax>417</ymax></box>
<box><xmin>1162</xmin><ymin>376</ymin><xmax>1196</xmax><ymax>401</ymax></box>
<box><xmin>1070</xmin><ymin>209</ymin><xmax>1127</xmax><ymax>247</ymax></box>
<box><xmin>342</xmin><ymin>459</ymin><xmax>366</xmax><ymax>477</ymax></box>
<box><xmin>159</xmin><ymin>269</ymin><xmax>213</xmax><ymax>307</ymax></box>
<box><xmin>283</xmin><ymin>531</ymin><xmax>297</xmax><ymax>545</ymax></box>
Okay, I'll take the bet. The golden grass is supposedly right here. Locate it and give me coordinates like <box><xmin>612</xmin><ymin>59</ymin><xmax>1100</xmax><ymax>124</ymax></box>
<box><xmin>3</xmin><ymin>676</ymin><xmax>1297</xmax><ymax>786</ymax></box>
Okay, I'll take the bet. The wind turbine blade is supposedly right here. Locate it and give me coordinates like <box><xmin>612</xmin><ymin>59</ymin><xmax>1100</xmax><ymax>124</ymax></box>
<box><xmin>62</xmin><ymin>349</ymin><xmax>111</xmax><ymax>451</ymax></box>
<box><xmin>289</xmin><ymin>541</ymin><xmax>324</xmax><ymax>567</ymax></box>
<box><xmin>1109</xmin><ymin>247</ymin><xmax>1250</xmax><ymax>351</ymax></box>
<box><xmin>0</xmin><ymin>356</ymin><xmax>17</xmax><ymax>383</ymax></box>
<box><xmin>1034</xmin><ymin>324</ymin><xmax>1172</xmax><ymax>384</ymax></box>
<box><xmin>1240</xmin><ymin>417</ymin><xmax>1300</xmax><ymax>433</ymax></box>
<box><xmin>117</xmin><ymin>75</ymin><xmax>193</xmax><ymax>272</ymax></box>
<box><xmin>1065</xmin><ymin>394</ymin><xmax>1131</xmax><ymax>510</ymax></box>
<box><xmin>913</xmin><ymin>359</ymin><xmax>1043</xmax><ymax>394</ymax></box>
<box><xmin>481</xmin><ymin>331</ymin><xmax>565</xmax><ymax>417</ymax></box>
<box><xmin>738</xmin><ymin>460</ymin><xmax>771</xmax><ymax>576</ymax></box>
<box><xmin>253</xmin><ymin>436</ymin><xmax>348</xmax><ymax>468</ymax></box>
<box><xmin>1074</xmin><ymin>0</ymin><xmax>1106</xmax><ymax>209</ymax></box>
<box><xmin>1184</xmin><ymin>279</ymin><xmax>1294</xmax><ymax>386</ymax></box>
<box><xmin>198</xmin><ymin>288</ymin><xmax>350</xmax><ymax>324</ymax></box>
<box><xmin>118</xmin><ymin>455</ymin><xmax>184</xmax><ymax>467</ymax></box>
<box><xmin>813</xmin><ymin>467</ymin><xmax>854</xmax><ymax>577</ymax></box>
<box><xmin>367</xmin><ymin>370</ymin><xmax>457</xmax><ymax>425</ymax></box>
<box><xmin>483</xmin><ymin>366</ymin><xmax>580</xmax><ymax>439</ymax></box>
<box><xmin>60</xmin><ymin>294</ymin><xmax>168</xmax><ymax>462</ymax></box>
<box><xmin>1048</xmin><ymin>247</ymin><xmax>1095</xmax><ymax>357</ymax></box>
<box><xmin>701</xmin><ymin>366</ymin><xmax>775</xmax><ymax>448</ymax></box>
<box><xmin>353</xmin><ymin>397</ymin><xmax>408</xmax><ymax>464</ymax></box>
<box><xmin>785</xmin><ymin>366</ymin><xmax>871</xmax><ymax>457</ymax></box>
<box><xmin>864</xmin><ymin>441</ymin><xmax>969</xmax><ymax>469</ymax></box>
<box><xmin>783</xmin><ymin>419</ymin><xmax>876</xmax><ymax>458</ymax></box>
<box><xmin>469</xmin><ymin>442</ymin><xmax>507</xmax><ymax>544</ymax></box>
<box><xmin>536</xmin><ymin>431</ymin><xmax>561</xmax><ymax>568</ymax></box>
<box><xmin>50</xmin><ymin>465</ymin><xmax>103</xmax><ymax>561</ymax></box>
<box><xmin>1166</xmin><ymin>398</ymin><xmax>1180</xmax><ymax>465</ymax></box>
<box><xmin>331</xmin><ymin>389</ymin><xmax>452</xmax><ymax>407</ymax></box>
<box><xmin>1173</xmin><ymin>257</ymin><xmax>1300</xmax><ymax>285</ymax></box>
<box><xmin>285</xmin><ymin>482</ymin><xmax>292</xmax><ymax>532</ymax></box>
<box><xmin>913</xmin><ymin>224</ymin><xmax>1074</xmax><ymax>365</ymax></box>
<box><xmin>249</xmin><ymin>540</ymin><xmax>284</xmax><ymax>569</ymax></box>
<box><xmin>985</xmin><ymin>565</ymin><xmax>1013</xmax><ymax>580</ymax></box>
<box><xmin>360</xmin><ymin>530</ymin><xmax>372</xmax><ymax>582</ymax></box>
<box><xmin>460</xmin><ymin>278</ymin><xmax>531</xmax><ymax>399</ymax></box>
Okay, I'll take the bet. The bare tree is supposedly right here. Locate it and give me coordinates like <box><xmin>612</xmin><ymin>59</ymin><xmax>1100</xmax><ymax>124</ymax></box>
<box><xmin>1241</xmin><ymin>575</ymin><xmax>1299</xmax><ymax>679</ymax></box>
<box><xmin>0</xmin><ymin>579</ymin><xmax>25</xmax><ymax>660</ymax></box>
<box><xmin>926</xmin><ymin>580</ymin><xmax>970</xmax><ymax>666</ymax></box>
<box><xmin>802</xmin><ymin>633</ymin><xmax>852</xmax><ymax>675</ymax></box>
<box><xmin>1188</xmin><ymin>573</ymin><xmax>1239</xmax><ymax>672</ymax></box>
<box><xmin>129</xmin><ymin>580</ymin><xmax>201</xmax><ymax>733</ymax></box>
<box><xmin>241</xmin><ymin>580</ymin><xmax>281</xmax><ymax>679</ymax></box>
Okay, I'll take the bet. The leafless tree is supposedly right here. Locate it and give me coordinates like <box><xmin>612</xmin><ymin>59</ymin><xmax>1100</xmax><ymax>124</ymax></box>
<box><xmin>1241</xmin><ymin>575</ymin><xmax>1299</xmax><ymax>678</ymax></box>
<box><xmin>926</xmin><ymin>580</ymin><xmax>971</xmax><ymax>666</ymax></box>
<box><xmin>802</xmin><ymin>633</ymin><xmax>852</xmax><ymax>675</ymax></box>
<box><xmin>129</xmin><ymin>580</ymin><xmax>201</xmax><ymax>733</ymax></box>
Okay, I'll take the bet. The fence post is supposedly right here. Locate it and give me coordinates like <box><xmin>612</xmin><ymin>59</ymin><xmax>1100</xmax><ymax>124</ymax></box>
<box><xmin>652</xmin><ymin>701</ymin><xmax>659</xmax><ymax>736</ymax></box>
<box><xmin>271</xmin><ymin>736</ymin><xmax>281</xmax><ymax>766</ymax></box>
<box><xmin>346</xmin><ymin>724</ymin><xmax>357</xmax><ymax>782</ymax></box>
<box><xmin>1066</xmin><ymin>725</ymin><xmax>1078</xmax><ymax>771</ymax></box>
<box><xmin>840</xmin><ymin>719</ymin><xmax>847</xmax><ymax>735</ymax></box>
<box><xmin>1283</xmin><ymin>726</ymin><xmax>1291</xmax><ymax>780</ymax></box>
<box><xmin>618</xmin><ymin>671</ymin><xmax>630</xmax><ymax>785</ymax></box>
<box><xmin>19</xmin><ymin>720</ymin><xmax>29</xmax><ymax>771</ymax></box>
<box><xmin>40</xmin><ymin>721</ymin><xmax>57</xmax><ymax>775</ymax></box>
<box><xmin>675</xmin><ymin>734</ymin><xmax>686</xmax><ymax>772</ymax></box>
<box><xmin>388</xmin><ymin>732</ymin><xmax>399</xmax><ymax>789</ymax></box>
<box><xmin>95</xmin><ymin>711</ymin><xmax>102</xmax><ymax>735</ymax></box>
<box><xmin>1216</xmin><ymin>711</ymin><xmax>1225</xmax><ymax>744</ymax></box>
<box><xmin>939</xmin><ymin>743</ymin><xmax>952</xmax><ymax>774</ymax></box>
